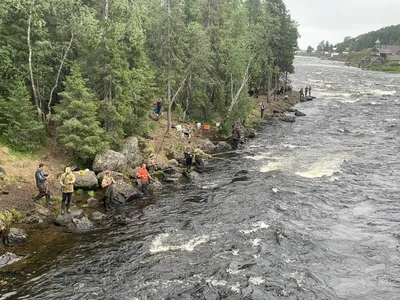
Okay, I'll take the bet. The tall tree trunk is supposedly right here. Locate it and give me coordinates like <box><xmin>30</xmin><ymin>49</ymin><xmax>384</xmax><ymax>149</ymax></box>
<box><xmin>284</xmin><ymin>71</ymin><xmax>288</xmax><ymax>93</ymax></box>
<box><xmin>104</xmin><ymin>0</ymin><xmax>109</xmax><ymax>20</ymax></box>
<box><xmin>266</xmin><ymin>73</ymin><xmax>271</xmax><ymax>103</ymax></box>
<box><xmin>27</xmin><ymin>6</ymin><xmax>42</xmax><ymax>121</ymax></box>
<box><xmin>47</xmin><ymin>33</ymin><xmax>74</xmax><ymax>122</ymax></box>
<box><xmin>274</xmin><ymin>73</ymin><xmax>277</xmax><ymax>101</ymax></box>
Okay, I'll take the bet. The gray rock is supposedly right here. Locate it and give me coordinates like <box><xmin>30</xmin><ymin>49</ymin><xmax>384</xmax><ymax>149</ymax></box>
<box><xmin>200</xmin><ymin>139</ymin><xmax>217</xmax><ymax>153</ymax></box>
<box><xmin>87</xmin><ymin>197</ymin><xmax>99</xmax><ymax>207</ymax></box>
<box><xmin>164</xmin><ymin>177</ymin><xmax>180</xmax><ymax>183</ymax></box>
<box><xmin>148</xmin><ymin>181</ymin><xmax>163</xmax><ymax>193</ymax></box>
<box><xmin>96</xmin><ymin>171</ymin><xmax>125</xmax><ymax>182</ymax></box>
<box><xmin>0</xmin><ymin>252</ymin><xmax>23</xmax><ymax>268</ymax></box>
<box><xmin>74</xmin><ymin>170</ymin><xmax>98</xmax><ymax>190</ymax></box>
<box><xmin>35</xmin><ymin>205</ymin><xmax>51</xmax><ymax>217</ymax></box>
<box><xmin>91</xmin><ymin>211</ymin><xmax>106</xmax><ymax>222</ymax></box>
<box><xmin>93</xmin><ymin>150</ymin><xmax>128</xmax><ymax>173</ymax></box>
<box><xmin>214</xmin><ymin>141</ymin><xmax>232</xmax><ymax>153</ymax></box>
<box><xmin>55</xmin><ymin>209</ymin><xmax>85</xmax><ymax>226</ymax></box>
<box><xmin>169</xmin><ymin>173</ymin><xmax>183</xmax><ymax>179</ymax></box>
<box><xmin>27</xmin><ymin>214</ymin><xmax>44</xmax><ymax>224</ymax></box>
<box><xmin>67</xmin><ymin>217</ymin><xmax>93</xmax><ymax>233</ymax></box>
<box><xmin>247</xmin><ymin>130</ymin><xmax>257</xmax><ymax>138</ymax></box>
<box><xmin>112</xmin><ymin>181</ymin><xmax>141</xmax><ymax>205</ymax></box>
<box><xmin>168</xmin><ymin>159</ymin><xmax>180</xmax><ymax>167</ymax></box>
<box><xmin>279</xmin><ymin>115</ymin><xmax>296</xmax><ymax>122</ymax></box>
<box><xmin>4</xmin><ymin>228</ymin><xmax>28</xmax><ymax>245</ymax></box>
<box><xmin>295</xmin><ymin>110</ymin><xmax>306</xmax><ymax>117</ymax></box>
<box><xmin>121</xmin><ymin>137</ymin><xmax>142</xmax><ymax>168</ymax></box>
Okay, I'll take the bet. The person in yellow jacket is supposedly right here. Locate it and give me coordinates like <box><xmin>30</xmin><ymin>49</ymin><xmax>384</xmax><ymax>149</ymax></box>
<box><xmin>59</xmin><ymin>167</ymin><xmax>76</xmax><ymax>214</ymax></box>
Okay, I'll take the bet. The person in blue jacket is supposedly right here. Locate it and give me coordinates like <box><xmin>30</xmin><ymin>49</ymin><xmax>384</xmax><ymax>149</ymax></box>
<box><xmin>34</xmin><ymin>163</ymin><xmax>51</xmax><ymax>205</ymax></box>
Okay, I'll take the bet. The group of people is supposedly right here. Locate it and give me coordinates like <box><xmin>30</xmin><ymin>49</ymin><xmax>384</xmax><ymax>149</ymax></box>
<box><xmin>299</xmin><ymin>86</ymin><xmax>312</xmax><ymax>99</ymax></box>
<box><xmin>33</xmin><ymin>160</ymin><xmax>155</xmax><ymax>214</ymax></box>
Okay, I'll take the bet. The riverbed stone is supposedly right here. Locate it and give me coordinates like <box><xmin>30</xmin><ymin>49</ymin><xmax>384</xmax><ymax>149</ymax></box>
<box><xmin>27</xmin><ymin>214</ymin><xmax>44</xmax><ymax>224</ymax></box>
<box><xmin>93</xmin><ymin>150</ymin><xmax>128</xmax><ymax>173</ymax></box>
<box><xmin>55</xmin><ymin>209</ymin><xmax>85</xmax><ymax>226</ymax></box>
<box><xmin>112</xmin><ymin>181</ymin><xmax>141</xmax><ymax>205</ymax></box>
<box><xmin>96</xmin><ymin>171</ymin><xmax>125</xmax><ymax>182</ymax></box>
<box><xmin>295</xmin><ymin>110</ymin><xmax>306</xmax><ymax>117</ymax></box>
<box><xmin>87</xmin><ymin>197</ymin><xmax>99</xmax><ymax>207</ymax></box>
<box><xmin>0</xmin><ymin>252</ymin><xmax>23</xmax><ymax>268</ymax></box>
<box><xmin>3</xmin><ymin>228</ymin><xmax>28</xmax><ymax>245</ymax></box>
<box><xmin>214</xmin><ymin>141</ymin><xmax>232</xmax><ymax>153</ymax></box>
<box><xmin>91</xmin><ymin>211</ymin><xmax>106</xmax><ymax>222</ymax></box>
<box><xmin>67</xmin><ymin>217</ymin><xmax>93</xmax><ymax>233</ymax></box>
<box><xmin>34</xmin><ymin>205</ymin><xmax>51</xmax><ymax>217</ymax></box>
<box><xmin>121</xmin><ymin>137</ymin><xmax>142</xmax><ymax>168</ymax></box>
<box><xmin>74</xmin><ymin>170</ymin><xmax>98</xmax><ymax>190</ymax></box>
<box><xmin>279</xmin><ymin>115</ymin><xmax>296</xmax><ymax>122</ymax></box>
<box><xmin>247</xmin><ymin>130</ymin><xmax>258</xmax><ymax>138</ymax></box>
<box><xmin>147</xmin><ymin>181</ymin><xmax>163</xmax><ymax>193</ymax></box>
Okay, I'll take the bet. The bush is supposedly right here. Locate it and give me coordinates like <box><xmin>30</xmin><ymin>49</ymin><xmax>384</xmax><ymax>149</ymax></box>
<box><xmin>87</xmin><ymin>190</ymin><xmax>96</xmax><ymax>197</ymax></box>
<box><xmin>76</xmin><ymin>189</ymin><xmax>85</xmax><ymax>196</ymax></box>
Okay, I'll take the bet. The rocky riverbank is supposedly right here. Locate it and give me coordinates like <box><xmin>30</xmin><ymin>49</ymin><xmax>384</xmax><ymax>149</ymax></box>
<box><xmin>0</xmin><ymin>93</ymin><xmax>300</xmax><ymax>273</ymax></box>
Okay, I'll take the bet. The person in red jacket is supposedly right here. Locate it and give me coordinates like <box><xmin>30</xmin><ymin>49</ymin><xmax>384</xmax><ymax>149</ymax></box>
<box><xmin>136</xmin><ymin>163</ymin><xmax>153</xmax><ymax>193</ymax></box>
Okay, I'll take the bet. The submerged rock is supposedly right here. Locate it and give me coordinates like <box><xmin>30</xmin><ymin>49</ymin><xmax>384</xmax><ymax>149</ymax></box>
<box><xmin>0</xmin><ymin>252</ymin><xmax>23</xmax><ymax>268</ymax></box>
<box><xmin>93</xmin><ymin>150</ymin><xmax>128</xmax><ymax>173</ymax></box>
<box><xmin>55</xmin><ymin>209</ymin><xmax>85</xmax><ymax>226</ymax></box>
<box><xmin>3</xmin><ymin>228</ymin><xmax>28</xmax><ymax>245</ymax></box>
<box><xmin>295</xmin><ymin>110</ymin><xmax>306</xmax><ymax>117</ymax></box>
<box><xmin>55</xmin><ymin>209</ymin><xmax>93</xmax><ymax>233</ymax></box>
<box><xmin>91</xmin><ymin>211</ymin><xmax>106</xmax><ymax>222</ymax></box>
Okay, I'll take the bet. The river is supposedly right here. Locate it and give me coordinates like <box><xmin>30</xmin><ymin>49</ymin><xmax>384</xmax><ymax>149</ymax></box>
<box><xmin>2</xmin><ymin>56</ymin><xmax>400</xmax><ymax>299</ymax></box>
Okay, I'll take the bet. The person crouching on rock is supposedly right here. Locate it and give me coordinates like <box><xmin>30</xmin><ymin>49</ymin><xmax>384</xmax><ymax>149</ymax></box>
<box><xmin>137</xmin><ymin>163</ymin><xmax>152</xmax><ymax>193</ymax></box>
<box><xmin>34</xmin><ymin>163</ymin><xmax>51</xmax><ymax>206</ymax></box>
<box><xmin>101</xmin><ymin>171</ymin><xmax>116</xmax><ymax>212</ymax></box>
<box><xmin>59</xmin><ymin>167</ymin><xmax>75</xmax><ymax>214</ymax></box>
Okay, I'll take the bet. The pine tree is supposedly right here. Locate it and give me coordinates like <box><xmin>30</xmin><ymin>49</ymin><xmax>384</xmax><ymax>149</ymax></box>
<box><xmin>54</xmin><ymin>65</ymin><xmax>107</xmax><ymax>162</ymax></box>
<box><xmin>0</xmin><ymin>78</ymin><xmax>45</xmax><ymax>152</ymax></box>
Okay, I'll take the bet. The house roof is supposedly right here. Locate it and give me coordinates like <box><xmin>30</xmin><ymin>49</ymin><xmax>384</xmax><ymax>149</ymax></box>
<box><xmin>379</xmin><ymin>45</ymin><xmax>400</xmax><ymax>54</ymax></box>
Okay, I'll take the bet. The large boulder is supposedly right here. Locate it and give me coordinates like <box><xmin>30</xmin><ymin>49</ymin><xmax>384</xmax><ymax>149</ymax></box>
<box><xmin>121</xmin><ymin>137</ymin><xmax>142</xmax><ymax>168</ymax></box>
<box><xmin>55</xmin><ymin>209</ymin><xmax>93</xmax><ymax>233</ymax></box>
<box><xmin>74</xmin><ymin>170</ymin><xmax>98</xmax><ymax>190</ymax></box>
<box><xmin>3</xmin><ymin>228</ymin><xmax>28</xmax><ymax>245</ymax></box>
<box><xmin>112</xmin><ymin>181</ymin><xmax>141</xmax><ymax>205</ymax></box>
<box><xmin>199</xmin><ymin>139</ymin><xmax>217</xmax><ymax>154</ymax></box>
<box><xmin>96</xmin><ymin>171</ymin><xmax>125</xmax><ymax>182</ymax></box>
<box><xmin>93</xmin><ymin>150</ymin><xmax>128</xmax><ymax>173</ymax></box>
<box><xmin>214</xmin><ymin>141</ymin><xmax>232</xmax><ymax>153</ymax></box>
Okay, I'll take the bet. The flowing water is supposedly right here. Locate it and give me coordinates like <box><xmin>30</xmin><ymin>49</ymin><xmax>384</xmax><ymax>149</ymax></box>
<box><xmin>2</xmin><ymin>56</ymin><xmax>400</xmax><ymax>299</ymax></box>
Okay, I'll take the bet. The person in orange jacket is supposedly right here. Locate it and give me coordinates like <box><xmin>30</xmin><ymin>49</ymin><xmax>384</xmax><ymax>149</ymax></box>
<box><xmin>136</xmin><ymin>163</ymin><xmax>153</xmax><ymax>193</ymax></box>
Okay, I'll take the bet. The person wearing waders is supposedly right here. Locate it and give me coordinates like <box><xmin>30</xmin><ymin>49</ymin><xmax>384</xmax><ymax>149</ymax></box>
<box><xmin>299</xmin><ymin>88</ymin><xmax>304</xmax><ymax>100</ymax></box>
<box><xmin>137</xmin><ymin>163</ymin><xmax>152</xmax><ymax>194</ymax></box>
<box><xmin>184</xmin><ymin>141</ymin><xmax>194</xmax><ymax>173</ymax></box>
<box><xmin>101</xmin><ymin>171</ymin><xmax>116</xmax><ymax>212</ymax></box>
<box><xmin>34</xmin><ymin>163</ymin><xmax>51</xmax><ymax>205</ymax></box>
<box><xmin>260</xmin><ymin>102</ymin><xmax>265</xmax><ymax>118</ymax></box>
<box><xmin>59</xmin><ymin>167</ymin><xmax>75</xmax><ymax>214</ymax></box>
<box><xmin>308</xmin><ymin>86</ymin><xmax>312</xmax><ymax>97</ymax></box>
<box><xmin>305</xmin><ymin>86</ymin><xmax>309</xmax><ymax>97</ymax></box>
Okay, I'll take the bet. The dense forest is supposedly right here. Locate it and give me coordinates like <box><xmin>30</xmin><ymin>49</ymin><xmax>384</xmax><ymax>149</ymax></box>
<box><xmin>0</xmin><ymin>0</ymin><xmax>298</xmax><ymax>161</ymax></box>
<box><xmin>335</xmin><ymin>24</ymin><xmax>400</xmax><ymax>52</ymax></box>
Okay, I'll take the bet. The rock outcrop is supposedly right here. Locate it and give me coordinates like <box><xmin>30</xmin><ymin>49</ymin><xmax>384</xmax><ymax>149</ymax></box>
<box><xmin>112</xmin><ymin>181</ymin><xmax>141</xmax><ymax>205</ymax></box>
<box><xmin>214</xmin><ymin>141</ymin><xmax>232</xmax><ymax>153</ymax></box>
<box><xmin>55</xmin><ymin>209</ymin><xmax>93</xmax><ymax>233</ymax></box>
<box><xmin>121</xmin><ymin>137</ymin><xmax>142</xmax><ymax>168</ymax></box>
<box><xmin>93</xmin><ymin>150</ymin><xmax>128</xmax><ymax>173</ymax></box>
<box><xmin>3</xmin><ymin>228</ymin><xmax>28</xmax><ymax>245</ymax></box>
<box><xmin>74</xmin><ymin>170</ymin><xmax>98</xmax><ymax>190</ymax></box>
<box><xmin>0</xmin><ymin>252</ymin><xmax>23</xmax><ymax>268</ymax></box>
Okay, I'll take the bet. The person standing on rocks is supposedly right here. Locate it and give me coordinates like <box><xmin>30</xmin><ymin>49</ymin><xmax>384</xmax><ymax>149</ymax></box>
<box><xmin>101</xmin><ymin>171</ymin><xmax>116</xmax><ymax>212</ymax></box>
<box><xmin>137</xmin><ymin>163</ymin><xmax>152</xmax><ymax>193</ymax></box>
<box><xmin>34</xmin><ymin>163</ymin><xmax>51</xmax><ymax>206</ymax></box>
<box><xmin>305</xmin><ymin>86</ymin><xmax>309</xmax><ymax>97</ymax></box>
<box><xmin>184</xmin><ymin>140</ymin><xmax>194</xmax><ymax>172</ymax></box>
<box><xmin>59</xmin><ymin>167</ymin><xmax>75</xmax><ymax>214</ymax></box>
<box><xmin>299</xmin><ymin>88</ymin><xmax>304</xmax><ymax>100</ymax></box>
<box><xmin>309</xmin><ymin>86</ymin><xmax>312</xmax><ymax>96</ymax></box>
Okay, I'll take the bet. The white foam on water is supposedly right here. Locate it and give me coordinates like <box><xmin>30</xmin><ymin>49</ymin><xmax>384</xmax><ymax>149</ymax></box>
<box><xmin>249</xmin><ymin>277</ymin><xmax>265</xmax><ymax>285</ymax></box>
<box><xmin>260</xmin><ymin>160</ymin><xmax>285</xmax><ymax>172</ymax></box>
<box><xmin>295</xmin><ymin>154</ymin><xmax>346</xmax><ymax>178</ymax></box>
<box><xmin>206</xmin><ymin>279</ymin><xmax>227</xmax><ymax>286</ymax></box>
<box><xmin>230</xmin><ymin>283</ymin><xmax>241</xmax><ymax>293</ymax></box>
<box><xmin>244</xmin><ymin>152</ymin><xmax>273</xmax><ymax>161</ymax></box>
<box><xmin>150</xmin><ymin>233</ymin><xmax>211</xmax><ymax>253</ymax></box>
<box><xmin>240</xmin><ymin>221</ymin><xmax>269</xmax><ymax>234</ymax></box>
<box><xmin>251</xmin><ymin>238</ymin><xmax>261</xmax><ymax>246</ymax></box>
<box><xmin>282</xmin><ymin>143</ymin><xmax>299</xmax><ymax>149</ymax></box>
<box><xmin>367</xmin><ymin>89</ymin><xmax>396</xmax><ymax>96</ymax></box>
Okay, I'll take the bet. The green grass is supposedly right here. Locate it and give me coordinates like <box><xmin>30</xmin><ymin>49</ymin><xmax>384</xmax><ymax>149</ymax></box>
<box><xmin>0</xmin><ymin>209</ymin><xmax>27</xmax><ymax>226</ymax></box>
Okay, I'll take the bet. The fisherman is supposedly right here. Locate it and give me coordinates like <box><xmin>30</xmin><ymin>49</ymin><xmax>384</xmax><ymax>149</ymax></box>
<box><xmin>260</xmin><ymin>102</ymin><xmax>265</xmax><ymax>118</ymax></box>
<box><xmin>34</xmin><ymin>163</ymin><xmax>51</xmax><ymax>205</ymax></box>
<box><xmin>136</xmin><ymin>163</ymin><xmax>152</xmax><ymax>193</ymax></box>
<box><xmin>232</xmin><ymin>120</ymin><xmax>243</xmax><ymax>150</ymax></box>
<box><xmin>299</xmin><ymin>88</ymin><xmax>304</xmax><ymax>100</ymax></box>
<box><xmin>59</xmin><ymin>167</ymin><xmax>75</xmax><ymax>214</ymax></box>
<box><xmin>184</xmin><ymin>140</ymin><xmax>194</xmax><ymax>172</ymax></box>
<box><xmin>309</xmin><ymin>86</ymin><xmax>312</xmax><ymax>96</ymax></box>
<box><xmin>154</xmin><ymin>98</ymin><xmax>162</xmax><ymax>119</ymax></box>
<box><xmin>101</xmin><ymin>171</ymin><xmax>116</xmax><ymax>212</ymax></box>
<box><xmin>305</xmin><ymin>86</ymin><xmax>309</xmax><ymax>97</ymax></box>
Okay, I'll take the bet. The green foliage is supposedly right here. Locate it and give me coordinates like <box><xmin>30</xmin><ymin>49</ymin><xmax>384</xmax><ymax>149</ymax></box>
<box><xmin>54</xmin><ymin>65</ymin><xmax>107</xmax><ymax>162</ymax></box>
<box><xmin>51</xmin><ymin>196</ymin><xmax>62</xmax><ymax>203</ymax></box>
<box><xmin>0</xmin><ymin>79</ymin><xmax>45</xmax><ymax>152</ymax></box>
<box><xmin>76</xmin><ymin>189</ymin><xmax>85</xmax><ymax>196</ymax></box>
<box><xmin>87</xmin><ymin>190</ymin><xmax>96</xmax><ymax>197</ymax></box>
<box><xmin>0</xmin><ymin>209</ymin><xmax>26</xmax><ymax>226</ymax></box>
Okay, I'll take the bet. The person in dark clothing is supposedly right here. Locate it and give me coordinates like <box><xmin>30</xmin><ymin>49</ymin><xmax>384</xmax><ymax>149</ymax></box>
<box><xmin>308</xmin><ymin>86</ymin><xmax>312</xmax><ymax>96</ymax></box>
<box><xmin>34</xmin><ymin>163</ymin><xmax>51</xmax><ymax>205</ymax></box>
<box><xmin>305</xmin><ymin>86</ymin><xmax>309</xmax><ymax>97</ymax></box>
<box><xmin>101</xmin><ymin>171</ymin><xmax>116</xmax><ymax>212</ymax></box>
<box><xmin>299</xmin><ymin>88</ymin><xmax>304</xmax><ymax>99</ymax></box>
<box><xmin>154</xmin><ymin>98</ymin><xmax>162</xmax><ymax>119</ymax></box>
<box><xmin>260</xmin><ymin>102</ymin><xmax>265</xmax><ymax>118</ymax></box>
<box><xmin>254</xmin><ymin>87</ymin><xmax>259</xmax><ymax>98</ymax></box>
<box><xmin>184</xmin><ymin>141</ymin><xmax>194</xmax><ymax>172</ymax></box>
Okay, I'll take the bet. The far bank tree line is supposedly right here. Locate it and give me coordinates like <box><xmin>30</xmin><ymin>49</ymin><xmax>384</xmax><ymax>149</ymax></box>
<box><xmin>0</xmin><ymin>0</ymin><xmax>298</xmax><ymax>162</ymax></box>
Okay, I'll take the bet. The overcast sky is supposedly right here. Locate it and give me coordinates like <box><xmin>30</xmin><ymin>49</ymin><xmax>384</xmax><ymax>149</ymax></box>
<box><xmin>284</xmin><ymin>0</ymin><xmax>400</xmax><ymax>49</ymax></box>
